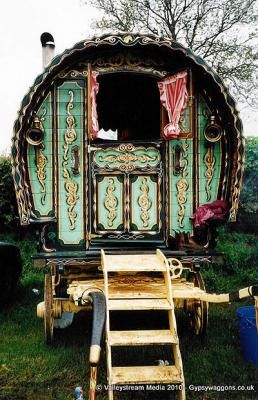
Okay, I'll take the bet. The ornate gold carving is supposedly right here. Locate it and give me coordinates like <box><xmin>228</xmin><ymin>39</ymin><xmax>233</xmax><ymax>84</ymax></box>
<box><xmin>41</xmin><ymin>224</ymin><xmax>56</xmax><ymax>253</ymax></box>
<box><xmin>58</xmin><ymin>69</ymin><xmax>88</xmax><ymax>78</ymax></box>
<box><xmin>204</xmin><ymin>146</ymin><xmax>216</xmax><ymax>201</ymax></box>
<box><xmin>104</xmin><ymin>178</ymin><xmax>118</xmax><ymax>227</ymax></box>
<box><xmin>176</xmin><ymin>140</ymin><xmax>189</xmax><ymax>228</ymax></box>
<box><xmin>92</xmin><ymin>52</ymin><xmax>167</xmax><ymax>77</ymax></box>
<box><xmin>138</xmin><ymin>177</ymin><xmax>152</xmax><ymax>227</ymax></box>
<box><xmin>35</xmin><ymin>109</ymin><xmax>47</xmax><ymax>205</ymax></box>
<box><xmin>178</xmin><ymin>114</ymin><xmax>186</xmax><ymax>134</ymax></box>
<box><xmin>99</xmin><ymin>152</ymin><xmax>156</xmax><ymax>164</ymax></box>
<box><xmin>123</xmin><ymin>34</ymin><xmax>134</xmax><ymax>43</ymax></box>
<box><xmin>36</xmin><ymin>146</ymin><xmax>47</xmax><ymax>205</ymax></box>
<box><xmin>96</xmin><ymin>144</ymin><xmax>159</xmax><ymax>172</ymax></box>
<box><xmin>62</xmin><ymin>90</ymin><xmax>78</xmax><ymax>230</ymax></box>
<box><xmin>108</xmin><ymin>234</ymin><xmax>144</xmax><ymax>240</ymax></box>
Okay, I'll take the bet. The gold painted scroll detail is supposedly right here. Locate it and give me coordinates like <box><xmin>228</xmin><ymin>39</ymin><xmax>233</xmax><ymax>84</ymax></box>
<box><xmin>98</xmin><ymin>143</ymin><xmax>157</xmax><ymax>172</ymax></box>
<box><xmin>104</xmin><ymin>178</ymin><xmax>118</xmax><ymax>227</ymax></box>
<box><xmin>176</xmin><ymin>140</ymin><xmax>189</xmax><ymax>228</ymax></box>
<box><xmin>62</xmin><ymin>90</ymin><xmax>78</xmax><ymax>230</ymax></box>
<box><xmin>35</xmin><ymin>109</ymin><xmax>47</xmax><ymax>205</ymax></box>
<box><xmin>99</xmin><ymin>152</ymin><xmax>156</xmax><ymax>164</ymax></box>
<box><xmin>204</xmin><ymin>146</ymin><xmax>216</xmax><ymax>201</ymax></box>
<box><xmin>138</xmin><ymin>177</ymin><xmax>152</xmax><ymax>227</ymax></box>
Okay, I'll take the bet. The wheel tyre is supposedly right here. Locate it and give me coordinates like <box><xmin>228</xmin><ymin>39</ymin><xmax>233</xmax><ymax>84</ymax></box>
<box><xmin>184</xmin><ymin>271</ymin><xmax>208</xmax><ymax>336</ymax></box>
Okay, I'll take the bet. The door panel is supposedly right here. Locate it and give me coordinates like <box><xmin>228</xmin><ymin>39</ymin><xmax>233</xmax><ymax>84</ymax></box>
<box><xmin>94</xmin><ymin>174</ymin><xmax>125</xmax><ymax>232</ymax></box>
<box><xmin>89</xmin><ymin>141</ymin><xmax>164</xmax><ymax>245</ymax></box>
<box><xmin>130</xmin><ymin>174</ymin><xmax>161</xmax><ymax>233</ymax></box>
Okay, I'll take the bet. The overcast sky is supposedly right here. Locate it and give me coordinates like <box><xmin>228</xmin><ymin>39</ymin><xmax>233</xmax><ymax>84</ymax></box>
<box><xmin>1</xmin><ymin>0</ymin><xmax>257</xmax><ymax>154</ymax></box>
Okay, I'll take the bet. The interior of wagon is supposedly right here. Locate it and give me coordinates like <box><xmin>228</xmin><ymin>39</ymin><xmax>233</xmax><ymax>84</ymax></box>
<box><xmin>96</xmin><ymin>73</ymin><xmax>161</xmax><ymax>141</ymax></box>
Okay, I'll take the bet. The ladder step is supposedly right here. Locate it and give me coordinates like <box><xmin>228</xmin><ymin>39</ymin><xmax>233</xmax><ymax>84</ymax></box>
<box><xmin>105</xmin><ymin>254</ymin><xmax>166</xmax><ymax>272</ymax></box>
<box><xmin>111</xmin><ymin>366</ymin><xmax>182</xmax><ymax>385</ymax></box>
<box><xmin>108</xmin><ymin>298</ymin><xmax>171</xmax><ymax>310</ymax></box>
<box><xmin>108</xmin><ymin>330</ymin><xmax>178</xmax><ymax>346</ymax></box>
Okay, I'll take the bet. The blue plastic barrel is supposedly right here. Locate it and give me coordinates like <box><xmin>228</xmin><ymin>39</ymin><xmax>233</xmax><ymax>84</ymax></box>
<box><xmin>236</xmin><ymin>306</ymin><xmax>258</xmax><ymax>367</ymax></box>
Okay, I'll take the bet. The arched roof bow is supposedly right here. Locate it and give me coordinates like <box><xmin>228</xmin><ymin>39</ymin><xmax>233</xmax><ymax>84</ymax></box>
<box><xmin>11</xmin><ymin>33</ymin><xmax>244</xmax><ymax>225</ymax></box>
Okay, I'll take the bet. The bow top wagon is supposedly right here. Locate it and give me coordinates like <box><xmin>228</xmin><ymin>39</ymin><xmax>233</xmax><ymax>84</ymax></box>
<box><xmin>11</xmin><ymin>33</ymin><xmax>251</xmax><ymax>400</ymax></box>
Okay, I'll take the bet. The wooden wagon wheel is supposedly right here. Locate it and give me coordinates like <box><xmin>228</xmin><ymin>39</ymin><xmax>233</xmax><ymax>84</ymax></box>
<box><xmin>184</xmin><ymin>271</ymin><xmax>208</xmax><ymax>336</ymax></box>
<box><xmin>44</xmin><ymin>272</ymin><xmax>54</xmax><ymax>344</ymax></box>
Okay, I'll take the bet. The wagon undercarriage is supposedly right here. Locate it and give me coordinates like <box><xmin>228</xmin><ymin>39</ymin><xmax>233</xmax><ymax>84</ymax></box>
<box><xmin>37</xmin><ymin>251</ymin><xmax>257</xmax><ymax>400</ymax></box>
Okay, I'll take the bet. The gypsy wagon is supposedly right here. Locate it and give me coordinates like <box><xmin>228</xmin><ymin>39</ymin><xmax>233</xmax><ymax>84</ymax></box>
<box><xmin>11</xmin><ymin>33</ymin><xmax>256</xmax><ymax>399</ymax></box>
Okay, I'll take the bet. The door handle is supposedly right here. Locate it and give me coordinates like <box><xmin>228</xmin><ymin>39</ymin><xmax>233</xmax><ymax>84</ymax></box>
<box><xmin>71</xmin><ymin>145</ymin><xmax>80</xmax><ymax>176</ymax></box>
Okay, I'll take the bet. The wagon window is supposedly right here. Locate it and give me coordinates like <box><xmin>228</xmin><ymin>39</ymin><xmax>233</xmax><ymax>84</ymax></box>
<box><xmin>96</xmin><ymin>73</ymin><xmax>160</xmax><ymax>141</ymax></box>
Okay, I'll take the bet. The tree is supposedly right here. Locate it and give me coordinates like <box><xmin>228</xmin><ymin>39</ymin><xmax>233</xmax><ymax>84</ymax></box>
<box><xmin>83</xmin><ymin>0</ymin><xmax>258</xmax><ymax>105</ymax></box>
<box><xmin>240</xmin><ymin>137</ymin><xmax>258</xmax><ymax>212</ymax></box>
<box><xmin>0</xmin><ymin>156</ymin><xmax>18</xmax><ymax>232</ymax></box>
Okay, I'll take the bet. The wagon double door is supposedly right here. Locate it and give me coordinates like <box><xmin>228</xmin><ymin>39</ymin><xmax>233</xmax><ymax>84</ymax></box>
<box><xmin>89</xmin><ymin>141</ymin><xmax>165</xmax><ymax>247</ymax></box>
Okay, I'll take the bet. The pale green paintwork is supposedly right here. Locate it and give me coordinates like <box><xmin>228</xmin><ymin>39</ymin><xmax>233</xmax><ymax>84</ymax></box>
<box><xmin>131</xmin><ymin>175</ymin><xmax>158</xmax><ymax>231</ymax></box>
<box><xmin>169</xmin><ymin>139</ymin><xmax>193</xmax><ymax>235</ymax></box>
<box><xmin>198</xmin><ymin>96</ymin><xmax>221</xmax><ymax>205</ymax></box>
<box><xmin>57</xmin><ymin>81</ymin><xmax>84</xmax><ymax>244</ymax></box>
<box><xmin>28</xmin><ymin>92</ymin><xmax>53</xmax><ymax>216</ymax></box>
<box><xmin>97</xmin><ymin>176</ymin><xmax>124</xmax><ymax>230</ymax></box>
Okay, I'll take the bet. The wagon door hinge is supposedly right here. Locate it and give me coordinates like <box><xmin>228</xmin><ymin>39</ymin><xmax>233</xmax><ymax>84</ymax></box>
<box><xmin>87</xmin><ymin>232</ymin><xmax>103</xmax><ymax>240</ymax></box>
<box><xmin>87</xmin><ymin>145</ymin><xmax>101</xmax><ymax>153</ymax></box>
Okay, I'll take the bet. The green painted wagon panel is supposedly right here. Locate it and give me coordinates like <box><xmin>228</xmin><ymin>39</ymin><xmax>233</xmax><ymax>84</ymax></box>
<box><xmin>198</xmin><ymin>96</ymin><xmax>221</xmax><ymax>204</ymax></box>
<box><xmin>57</xmin><ymin>81</ymin><xmax>84</xmax><ymax>245</ymax></box>
<box><xmin>169</xmin><ymin>139</ymin><xmax>193</xmax><ymax>235</ymax></box>
<box><xmin>96</xmin><ymin>175</ymin><xmax>124</xmax><ymax>230</ymax></box>
<box><xmin>130</xmin><ymin>175</ymin><xmax>158</xmax><ymax>231</ymax></box>
<box><xmin>28</xmin><ymin>92</ymin><xmax>53</xmax><ymax>216</ymax></box>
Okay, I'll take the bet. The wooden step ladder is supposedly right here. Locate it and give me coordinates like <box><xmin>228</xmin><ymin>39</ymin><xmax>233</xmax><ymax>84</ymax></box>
<box><xmin>101</xmin><ymin>249</ymin><xmax>185</xmax><ymax>400</ymax></box>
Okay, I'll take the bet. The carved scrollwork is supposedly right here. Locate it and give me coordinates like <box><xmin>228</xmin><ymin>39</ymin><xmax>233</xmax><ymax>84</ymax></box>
<box><xmin>36</xmin><ymin>146</ymin><xmax>47</xmax><ymax>205</ymax></box>
<box><xmin>35</xmin><ymin>108</ymin><xmax>47</xmax><ymax>205</ymax></box>
<box><xmin>108</xmin><ymin>234</ymin><xmax>144</xmax><ymax>240</ymax></box>
<box><xmin>40</xmin><ymin>224</ymin><xmax>56</xmax><ymax>253</ymax></box>
<box><xmin>62</xmin><ymin>90</ymin><xmax>78</xmax><ymax>230</ymax></box>
<box><xmin>138</xmin><ymin>177</ymin><xmax>152</xmax><ymax>227</ymax></box>
<box><xmin>178</xmin><ymin>114</ymin><xmax>186</xmax><ymax>134</ymax></box>
<box><xmin>95</xmin><ymin>144</ymin><xmax>159</xmax><ymax>172</ymax></box>
<box><xmin>176</xmin><ymin>140</ymin><xmax>189</xmax><ymax>228</ymax></box>
<box><xmin>99</xmin><ymin>152</ymin><xmax>156</xmax><ymax>164</ymax></box>
<box><xmin>204</xmin><ymin>146</ymin><xmax>216</xmax><ymax>201</ymax></box>
<box><xmin>92</xmin><ymin>52</ymin><xmax>167</xmax><ymax>77</ymax></box>
<box><xmin>104</xmin><ymin>178</ymin><xmax>118</xmax><ymax>227</ymax></box>
<box><xmin>58</xmin><ymin>69</ymin><xmax>88</xmax><ymax>78</ymax></box>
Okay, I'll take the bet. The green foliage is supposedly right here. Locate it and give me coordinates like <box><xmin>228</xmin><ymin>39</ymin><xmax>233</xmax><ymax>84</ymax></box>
<box><xmin>0</xmin><ymin>156</ymin><xmax>18</xmax><ymax>232</ymax></box>
<box><xmin>217</xmin><ymin>228</ymin><xmax>258</xmax><ymax>272</ymax></box>
<box><xmin>201</xmin><ymin>228</ymin><xmax>258</xmax><ymax>294</ymax></box>
<box><xmin>241</xmin><ymin>137</ymin><xmax>258</xmax><ymax>212</ymax></box>
<box><xmin>0</xmin><ymin>233</ymin><xmax>38</xmax><ymax>285</ymax></box>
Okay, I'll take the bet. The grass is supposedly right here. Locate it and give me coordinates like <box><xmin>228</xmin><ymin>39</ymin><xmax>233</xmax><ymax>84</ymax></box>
<box><xmin>0</xmin><ymin>229</ymin><xmax>257</xmax><ymax>399</ymax></box>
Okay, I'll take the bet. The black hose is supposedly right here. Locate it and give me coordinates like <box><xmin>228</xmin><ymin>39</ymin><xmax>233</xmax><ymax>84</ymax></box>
<box><xmin>88</xmin><ymin>291</ymin><xmax>106</xmax><ymax>365</ymax></box>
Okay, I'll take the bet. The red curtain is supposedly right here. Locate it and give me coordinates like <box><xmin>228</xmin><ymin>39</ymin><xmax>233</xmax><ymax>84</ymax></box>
<box><xmin>158</xmin><ymin>70</ymin><xmax>188</xmax><ymax>139</ymax></box>
<box><xmin>191</xmin><ymin>200</ymin><xmax>227</xmax><ymax>228</ymax></box>
<box><xmin>90</xmin><ymin>71</ymin><xmax>99</xmax><ymax>140</ymax></box>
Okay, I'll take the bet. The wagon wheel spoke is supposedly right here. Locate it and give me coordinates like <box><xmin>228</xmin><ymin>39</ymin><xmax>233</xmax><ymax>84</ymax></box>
<box><xmin>44</xmin><ymin>272</ymin><xmax>54</xmax><ymax>344</ymax></box>
<box><xmin>184</xmin><ymin>272</ymin><xmax>208</xmax><ymax>336</ymax></box>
